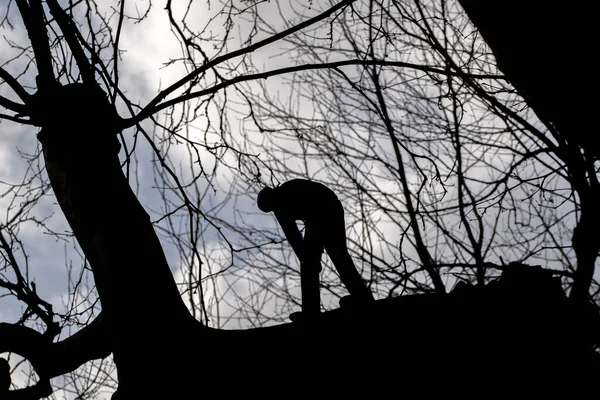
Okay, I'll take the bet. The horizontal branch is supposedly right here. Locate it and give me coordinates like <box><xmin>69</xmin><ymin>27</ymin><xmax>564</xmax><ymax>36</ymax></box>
<box><xmin>0</xmin><ymin>67</ymin><xmax>30</xmax><ymax>103</ymax></box>
<box><xmin>0</xmin><ymin>95</ymin><xmax>27</xmax><ymax>114</ymax></box>
<box><xmin>0</xmin><ymin>312</ymin><xmax>110</xmax><ymax>381</ymax></box>
<box><xmin>121</xmin><ymin>0</ymin><xmax>358</xmax><ymax>128</ymax></box>
<box><xmin>122</xmin><ymin>59</ymin><xmax>506</xmax><ymax>123</ymax></box>
<box><xmin>2</xmin><ymin>380</ymin><xmax>52</xmax><ymax>400</ymax></box>
<box><xmin>0</xmin><ymin>113</ymin><xmax>35</xmax><ymax>126</ymax></box>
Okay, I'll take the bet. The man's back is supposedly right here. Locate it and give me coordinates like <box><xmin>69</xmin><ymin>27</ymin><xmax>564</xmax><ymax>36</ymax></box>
<box><xmin>270</xmin><ymin>179</ymin><xmax>340</xmax><ymax>220</ymax></box>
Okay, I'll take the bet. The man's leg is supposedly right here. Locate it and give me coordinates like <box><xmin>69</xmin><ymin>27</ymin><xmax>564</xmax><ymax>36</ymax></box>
<box><xmin>325</xmin><ymin>206</ymin><xmax>374</xmax><ymax>302</ymax></box>
<box><xmin>302</xmin><ymin>222</ymin><xmax>324</xmax><ymax>316</ymax></box>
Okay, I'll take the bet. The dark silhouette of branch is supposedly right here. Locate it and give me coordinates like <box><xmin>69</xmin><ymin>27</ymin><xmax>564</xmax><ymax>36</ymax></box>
<box><xmin>368</xmin><ymin>62</ymin><xmax>445</xmax><ymax>292</ymax></box>
<box><xmin>133</xmin><ymin>59</ymin><xmax>506</xmax><ymax>121</ymax></box>
<box><xmin>457</xmin><ymin>0</ymin><xmax>599</xmax><ymax>303</ymax></box>
<box><xmin>45</xmin><ymin>0</ymin><xmax>94</xmax><ymax>84</ymax></box>
<box><xmin>122</xmin><ymin>0</ymin><xmax>359</xmax><ymax>127</ymax></box>
<box><xmin>0</xmin><ymin>100</ymin><xmax>27</xmax><ymax>115</ymax></box>
<box><xmin>0</xmin><ymin>313</ymin><xmax>110</xmax><ymax>399</ymax></box>
<box><xmin>0</xmin><ymin>66</ymin><xmax>30</xmax><ymax>103</ymax></box>
<box><xmin>1</xmin><ymin>380</ymin><xmax>52</xmax><ymax>400</ymax></box>
<box><xmin>15</xmin><ymin>0</ymin><xmax>54</xmax><ymax>88</ymax></box>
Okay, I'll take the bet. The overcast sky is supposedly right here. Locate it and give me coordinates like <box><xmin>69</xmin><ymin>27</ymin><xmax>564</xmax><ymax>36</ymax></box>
<box><xmin>0</xmin><ymin>1</ymin><xmax>273</xmax><ymax>395</ymax></box>
<box><xmin>0</xmin><ymin>0</ymin><xmax>289</xmax><ymax>320</ymax></box>
<box><xmin>1</xmin><ymin>0</ymin><xmax>598</xmax><ymax>397</ymax></box>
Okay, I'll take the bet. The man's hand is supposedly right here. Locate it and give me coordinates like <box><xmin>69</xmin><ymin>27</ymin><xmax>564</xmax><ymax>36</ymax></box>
<box><xmin>276</xmin><ymin>214</ymin><xmax>305</xmax><ymax>261</ymax></box>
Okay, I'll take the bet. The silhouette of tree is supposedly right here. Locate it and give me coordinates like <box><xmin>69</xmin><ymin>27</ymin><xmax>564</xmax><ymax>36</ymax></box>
<box><xmin>0</xmin><ymin>0</ymin><xmax>598</xmax><ymax>398</ymax></box>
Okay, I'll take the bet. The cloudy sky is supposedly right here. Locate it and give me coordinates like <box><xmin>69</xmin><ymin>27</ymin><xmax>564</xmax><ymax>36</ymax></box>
<box><xmin>0</xmin><ymin>1</ymin><xmax>346</xmax><ymax>395</ymax></box>
<box><xmin>1</xmin><ymin>0</ymin><xmax>598</xmax><ymax>397</ymax></box>
<box><xmin>0</xmin><ymin>0</ymin><xmax>296</xmax><ymax>322</ymax></box>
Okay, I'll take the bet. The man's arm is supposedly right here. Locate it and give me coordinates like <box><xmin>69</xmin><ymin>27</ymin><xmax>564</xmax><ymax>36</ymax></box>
<box><xmin>275</xmin><ymin>212</ymin><xmax>305</xmax><ymax>261</ymax></box>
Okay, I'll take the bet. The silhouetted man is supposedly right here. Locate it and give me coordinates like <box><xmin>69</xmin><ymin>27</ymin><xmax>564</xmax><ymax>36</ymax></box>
<box><xmin>257</xmin><ymin>179</ymin><xmax>373</xmax><ymax>316</ymax></box>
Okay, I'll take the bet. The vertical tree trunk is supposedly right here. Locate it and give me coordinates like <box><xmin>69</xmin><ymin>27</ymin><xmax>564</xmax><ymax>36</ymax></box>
<box><xmin>37</xmin><ymin>83</ymin><xmax>197</xmax><ymax>395</ymax></box>
<box><xmin>457</xmin><ymin>1</ymin><xmax>598</xmax><ymax>157</ymax></box>
<box><xmin>457</xmin><ymin>1</ymin><xmax>599</xmax><ymax>301</ymax></box>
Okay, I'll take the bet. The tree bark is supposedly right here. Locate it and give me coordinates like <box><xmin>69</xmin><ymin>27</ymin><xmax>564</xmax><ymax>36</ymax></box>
<box><xmin>458</xmin><ymin>0</ymin><xmax>599</xmax><ymax>301</ymax></box>
<box><xmin>36</xmin><ymin>83</ymin><xmax>199</xmax><ymax>395</ymax></box>
<box><xmin>457</xmin><ymin>0</ymin><xmax>598</xmax><ymax>158</ymax></box>
<box><xmin>0</xmin><ymin>313</ymin><xmax>110</xmax><ymax>380</ymax></box>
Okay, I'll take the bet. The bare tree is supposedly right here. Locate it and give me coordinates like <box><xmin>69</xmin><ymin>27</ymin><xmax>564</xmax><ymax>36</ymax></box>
<box><xmin>457</xmin><ymin>0</ymin><xmax>600</xmax><ymax>304</ymax></box>
<box><xmin>230</xmin><ymin>0</ymin><xmax>599</xmax><ymax>301</ymax></box>
<box><xmin>0</xmin><ymin>0</ymin><xmax>597</xmax><ymax>398</ymax></box>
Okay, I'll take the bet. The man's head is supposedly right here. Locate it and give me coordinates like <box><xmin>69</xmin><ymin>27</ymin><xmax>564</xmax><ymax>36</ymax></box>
<box><xmin>257</xmin><ymin>187</ymin><xmax>275</xmax><ymax>212</ymax></box>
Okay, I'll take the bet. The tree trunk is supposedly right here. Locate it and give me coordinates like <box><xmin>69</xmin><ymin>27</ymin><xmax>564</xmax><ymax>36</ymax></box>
<box><xmin>457</xmin><ymin>0</ymin><xmax>598</xmax><ymax>158</ymax></box>
<box><xmin>28</xmin><ymin>83</ymin><xmax>598</xmax><ymax>398</ymax></box>
<box><xmin>457</xmin><ymin>0</ymin><xmax>599</xmax><ymax>301</ymax></box>
<box><xmin>37</xmin><ymin>83</ymin><xmax>199</xmax><ymax>395</ymax></box>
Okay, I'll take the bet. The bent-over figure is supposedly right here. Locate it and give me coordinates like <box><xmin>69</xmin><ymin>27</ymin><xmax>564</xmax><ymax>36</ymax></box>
<box><xmin>257</xmin><ymin>179</ymin><xmax>374</xmax><ymax>316</ymax></box>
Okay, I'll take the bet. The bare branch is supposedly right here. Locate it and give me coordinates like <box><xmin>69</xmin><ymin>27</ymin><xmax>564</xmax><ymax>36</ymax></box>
<box><xmin>138</xmin><ymin>59</ymin><xmax>506</xmax><ymax>119</ymax></box>
<box><xmin>122</xmin><ymin>0</ymin><xmax>359</xmax><ymax>128</ymax></box>
<box><xmin>45</xmin><ymin>0</ymin><xmax>94</xmax><ymax>83</ymax></box>
<box><xmin>0</xmin><ymin>66</ymin><xmax>30</xmax><ymax>103</ymax></box>
<box><xmin>0</xmin><ymin>313</ymin><xmax>110</xmax><ymax>381</ymax></box>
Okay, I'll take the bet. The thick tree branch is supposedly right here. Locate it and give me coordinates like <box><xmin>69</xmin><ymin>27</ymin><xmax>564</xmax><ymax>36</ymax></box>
<box><xmin>15</xmin><ymin>0</ymin><xmax>55</xmax><ymax>88</ymax></box>
<box><xmin>0</xmin><ymin>313</ymin><xmax>110</xmax><ymax>381</ymax></box>
<box><xmin>37</xmin><ymin>83</ymin><xmax>197</xmax><ymax>392</ymax></box>
<box><xmin>0</xmin><ymin>95</ymin><xmax>26</xmax><ymax>114</ymax></box>
<box><xmin>45</xmin><ymin>0</ymin><xmax>94</xmax><ymax>84</ymax></box>
<box><xmin>0</xmin><ymin>67</ymin><xmax>30</xmax><ymax>103</ymax></box>
<box><xmin>457</xmin><ymin>0</ymin><xmax>599</xmax><ymax>302</ymax></box>
<box><xmin>2</xmin><ymin>380</ymin><xmax>52</xmax><ymax>400</ymax></box>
